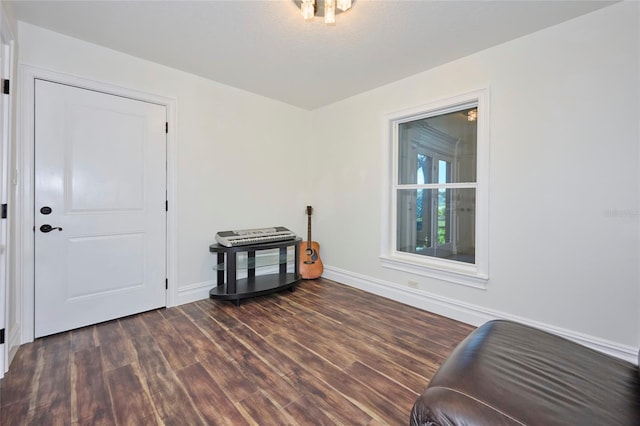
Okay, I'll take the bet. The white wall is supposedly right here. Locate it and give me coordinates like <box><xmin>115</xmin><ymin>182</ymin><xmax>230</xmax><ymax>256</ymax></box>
<box><xmin>16</xmin><ymin>22</ymin><xmax>312</xmax><ymax>307</ymax></box>
<box><xmin>10</xmin><ymin>2</ymin><xmax>639</xmax><ymax>363</ymax></box>
<box><xmin>312</xmin><ymin>1</ymin><xmax>639</xmax><ymax>356</ymax></box>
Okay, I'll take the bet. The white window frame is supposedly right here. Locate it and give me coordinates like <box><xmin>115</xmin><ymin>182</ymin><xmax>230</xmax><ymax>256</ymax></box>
<box><xmin>380</xmin><ymin>89</ymin><xmax>489</xmax><ymax>289</ymax></box>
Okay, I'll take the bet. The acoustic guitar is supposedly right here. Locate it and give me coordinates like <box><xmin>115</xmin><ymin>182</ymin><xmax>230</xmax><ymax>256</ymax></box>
<box><xmin>299</xmin><ymin>205</ymin><xmax>323</xmax><ymax>279</ymax></box>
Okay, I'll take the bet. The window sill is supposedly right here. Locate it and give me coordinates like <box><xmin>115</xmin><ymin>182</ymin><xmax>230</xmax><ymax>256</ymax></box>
<box><xmin>380</xmin><ymin>253</ymin><xmax>488</xmax><ymax>289</ymax></box>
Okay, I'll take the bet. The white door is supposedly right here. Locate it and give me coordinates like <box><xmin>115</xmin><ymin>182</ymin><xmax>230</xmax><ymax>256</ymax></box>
<box><xmin>34</xmin><ymin>79</ymin><xmax>167</xmax><ymax>338</ymax></box>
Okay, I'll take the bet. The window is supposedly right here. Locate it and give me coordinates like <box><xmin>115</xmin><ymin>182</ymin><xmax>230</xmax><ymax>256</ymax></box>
<box><xmin>381</xmin><ymin>90</ymin><xmax>489</xmax><ymax>287</ymax></box>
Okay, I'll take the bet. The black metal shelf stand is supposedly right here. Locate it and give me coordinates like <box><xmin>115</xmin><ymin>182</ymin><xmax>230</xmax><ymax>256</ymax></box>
<box><xmin>209</xmin><ymin>238</ymin><xmax>301</xmax><ymax>305</ymax></box>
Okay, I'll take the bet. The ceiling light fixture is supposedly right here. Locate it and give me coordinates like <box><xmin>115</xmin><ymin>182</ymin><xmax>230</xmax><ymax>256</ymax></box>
<box><xmin>296</xmin><ymin>0</ymin><xmax>353</xmax><ymax>25</ymax></box>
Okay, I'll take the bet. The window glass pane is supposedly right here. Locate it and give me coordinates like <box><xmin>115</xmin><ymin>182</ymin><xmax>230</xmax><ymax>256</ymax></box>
<box><xmin>396</xmin><ymin>188</ymin><xmax>476</xmax><ymax>264</ymax></box>
<box><xmin>438</xmin><ymin>159</ymin><xmax>451</xmax><ymax>184</ymax></box>
<box><xmin>398</xmin><ymin>108</ymin><xmax>477</xmax><ymax>184</ymax></box>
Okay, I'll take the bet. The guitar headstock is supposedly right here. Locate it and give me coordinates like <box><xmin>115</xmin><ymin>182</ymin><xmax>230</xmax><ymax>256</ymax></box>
<box><xmin>306</xmin><ymin>205</ymin><xmax>313</xmax><ymax>215</ymax></box>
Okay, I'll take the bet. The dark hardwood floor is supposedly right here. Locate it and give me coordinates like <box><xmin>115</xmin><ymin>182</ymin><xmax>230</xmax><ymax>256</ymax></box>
<box><xmin>0</xmin><ymin>278</ymin><xmax>474</xmax><ymax>425</ymax></box>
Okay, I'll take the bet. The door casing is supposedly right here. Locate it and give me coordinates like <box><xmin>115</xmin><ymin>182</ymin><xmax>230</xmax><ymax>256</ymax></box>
<box><xmin>0</xmin><ymin>12</ymin><xmax>14</xmax><ymax>378</ymax></box>
<box><xmin>18</xmin><ymin>65</ymin><xmax>178</xmax><ymax>344</ymax></box>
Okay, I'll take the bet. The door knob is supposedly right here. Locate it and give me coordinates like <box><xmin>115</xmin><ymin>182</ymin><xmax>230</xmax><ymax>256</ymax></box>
<box><xmin>40</xmin><ymin>224</ymin><xmax>63</xmax><ymax>233</ymax></box>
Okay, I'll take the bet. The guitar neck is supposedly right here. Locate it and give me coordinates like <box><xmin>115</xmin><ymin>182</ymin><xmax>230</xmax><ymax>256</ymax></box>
<box><xmin>307</xmin><ymin>214</ymin><xmax>312</xmax><ymax>248</ymax></box>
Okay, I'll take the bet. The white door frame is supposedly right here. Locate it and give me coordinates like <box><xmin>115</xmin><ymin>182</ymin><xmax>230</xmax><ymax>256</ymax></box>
<box><xmin>18</xmin><ymin>65</ymin><xmax>178</xmax><ymax>344</ymax></box>
<box><xmin>0</xmin><ymin>10</ymin><xmax>14</xmax><ymax>378</ymax></box>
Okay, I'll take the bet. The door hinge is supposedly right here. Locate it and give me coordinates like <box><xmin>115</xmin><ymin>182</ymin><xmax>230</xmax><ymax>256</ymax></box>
<box><xmin>0</xmin><ymin>328</ymin><xmax>4</xmax><ymax>344</ymax></box>
<box><xmin>165</xmin><ymin>278</ymin><xmax>168</xmax><ymax>289</ymax></box>
<box><xmin>165</xmin><ymin>122</ymin><xmax>168</xmax><ymax>134</ymax></box>
<box><xmin>165</xmin><ymin>200</ymin><xmax>168</xmax><ymax>211</ymax></box>
<box><xmin>1</xmin><ymin>203</ymin><xmax>7</xmax><ymax>219</ymax></box>
<box><xmin>2</xmin><ymin>79</ymin><xmax>9</xmax><ymax>95</ymax></box>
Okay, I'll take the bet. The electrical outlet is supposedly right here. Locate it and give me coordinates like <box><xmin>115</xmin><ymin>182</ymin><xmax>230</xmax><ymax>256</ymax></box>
<box><xmin>408</xmin><ymin>280</ymin><xmax>418</xmax><ymax>289</ymax></box>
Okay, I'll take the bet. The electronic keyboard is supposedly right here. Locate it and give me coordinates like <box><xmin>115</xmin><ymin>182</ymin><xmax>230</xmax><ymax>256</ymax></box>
<box><xmin>215</xmin><ymin>226</ymin><xmax>297</xmax><ymax>247</ymax></box>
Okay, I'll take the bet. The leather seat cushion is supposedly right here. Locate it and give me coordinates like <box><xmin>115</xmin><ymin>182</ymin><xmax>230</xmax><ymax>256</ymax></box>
<box><xmin>411</xmin><ymin>320</ymin><xmax>640</xmax><ymax>425</ymax></box>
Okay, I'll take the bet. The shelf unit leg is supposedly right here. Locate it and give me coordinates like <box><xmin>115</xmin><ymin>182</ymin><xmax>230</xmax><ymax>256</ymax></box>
<box><xmin>217</xmin><ymin>253</ymin><xmax>225</xmax><ymax>286</ymax></box>
<box><xmin>248</xmin><ymin>250</ymin><xmax>256</xmax><ymax>278</ymax></box>
<box><xmin>227</xmin><ymin>252</ymin><xmax>237</xmax><ymax>293</ymax></box>
<box><xmin>279</xmin><ymin>246</ymin><xmax>287</xmax><ymax>275</ymax></box>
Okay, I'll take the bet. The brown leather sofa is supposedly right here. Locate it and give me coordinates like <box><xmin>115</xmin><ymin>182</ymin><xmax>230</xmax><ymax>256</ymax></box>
<box><xmin>410</xmin><ymin>319</ymin><xmax>640</xmax><ymax>425</ymax></box>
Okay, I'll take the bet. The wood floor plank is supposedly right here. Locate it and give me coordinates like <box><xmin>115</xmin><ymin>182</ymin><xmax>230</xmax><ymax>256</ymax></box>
<box><xmin>131</xmin><ymin>335</ymin><xmax>204</xmax><ymax>425</ymax></box>
<box><xmin>179</xmin><ymin>302</ymin><xmax>209</xmax><ymax>321</ymax></box>
<box><xmin>274</xmin><ymin>313</ymin><xmax>359</xmax><ymax>370</ymax></box>
<box><xmin>94</xmin><ymin>320</ymin><xmax>137</xmax><ymax>372</ymax></box>
<box><xmin>191</xmin><ymin>317</ymin><xmax>250</xmax><ymax>363</ymax></box>
<box><xmin>319</xmin><ymin>367</ymin><xmax>409</xmax><ymax>425</ymax></box>
<box><xmin>29</xmin><ymin>400</ymin><xmax>73</xmax><ymax>426</ymax></box>
<box><xmin>232</xmin><ymin>348</ymin><xmax>301</xmax><ymax>409</ymax></box>
<box><xmin>0</xmin><ymin>400</ymin><xmax>29</xmax><ymax>426</ymax></box>
<box><xmin>106</xmin><ymin>363</ymin><xmax>157</xmax><ymax>425</ymax></box>
<box><xmin>172</xmin><ymin>315</ymin><xmax>258</xmax><ymax>402</ymax></box>
<box><xmin>70</xmin><ymin>325</ymin><xmax>97</xmax><ymax>353</ymax></box>
<box><xmin>292</xmin><ymin>289</ymin><xmax>460</xmax><ymax>375</ymax></box>
<box><xmin>345</xmin><ymin>360</ymin><xmax>419</xmax><ymax>416</ymax></box>
<box><xmin>176</xmin><ymin>362</ymin><xmax>246</xmax><ymax>425</ymax></box>
<box><xmin>0</xmin><ymin>341</ymin><xmax>41</xmax><ymax>408</ymax></box>
<box><xmin>267</xmin><ymin>331</ymin><xmax>409</xmax><ymax>423</ymax></box>
<box><xmin>146</xmin><ymin>387</ymin><xmax>206</xmax><ymax>426</ymax></box>
<box><xmin>140</xmin><ymin>310</ymin><xmax>198</xmax><ymax>370</ymax></box>
<box><xmin>283</xmin><ymin>368</ymin><xmax>374</xmax><ymax>425</ymax></box>
<box><xmin>290</xmin><ymin>310</ymin><xmax>433</xmax><ymax>391</ymax></box>
<box><xmin>235</xmin><ymin>390</ymin><xmax>296</xmax><ymax>425</ymax></box>
<box><xmin>169</xmin><ymin>310</ymin><xmax>228</xmax><ymax>363</ymax></box>
<box><xmin>198</xmin><ymin>357</ymin><xmax>259</xmax><ymax>405</ymax></box>
<box><xmin>221</xmin><ymin>322</ymin><xmax>303</xmax><ymax>378</ymax></box>
<box><xmin>0</xmin><ymin>277</ymin><xmax>473</xmax><ymax>425</ymax></box>
<box><xmin>283</xmin><ymin>394</ymin><xmax>340</xmax><ymax>425</ymax></box>
<box><xmin>73</xmin><ymin>347</ymin><xmax>115</xmax><ymax>425</ymax></box>
<box><xmin>227</xmin><ymin>303</ymin><xmax>287</xmax><ymax>338</ymax></box>
<box><xmin>118</xmin><ymin>312</ymin><xmax>151</xmax><ymax>340</ymax></box>
<box><xmin>130</xmin><ymin>334</ymin><xmax>178</xmax><ymax>396</ymax></box>
<box><xmin>194</xmin><ymin>299</ymin><xmax>242</xmax><ymax>330</ymax></box>
<box><xmin>33</xmin><ymin>339</ymin><xmax>71</xmax><ymax>417</ymax></box>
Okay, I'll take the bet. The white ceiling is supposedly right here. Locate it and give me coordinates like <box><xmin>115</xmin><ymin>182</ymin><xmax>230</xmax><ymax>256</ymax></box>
<box><xmin>8</xmin><ymin>0</ymin><xmax>617</xmax><ymax>110</ymax></box>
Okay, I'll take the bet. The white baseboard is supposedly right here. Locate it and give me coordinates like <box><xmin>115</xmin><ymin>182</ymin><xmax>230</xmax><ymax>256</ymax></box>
<box><xmin>176</xmin><ymin>280</ymin><xmax>215</xmax><ymax>306</ymax></box>
<box><xmin>5</xmin><ymin>324</ymin><xmax>21</xmax><ymax>374</ymax></box>
<box><xmin>322</xmin><ymin>265</ymin><xmax>639</xmax><ymax>365</ymax></box>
